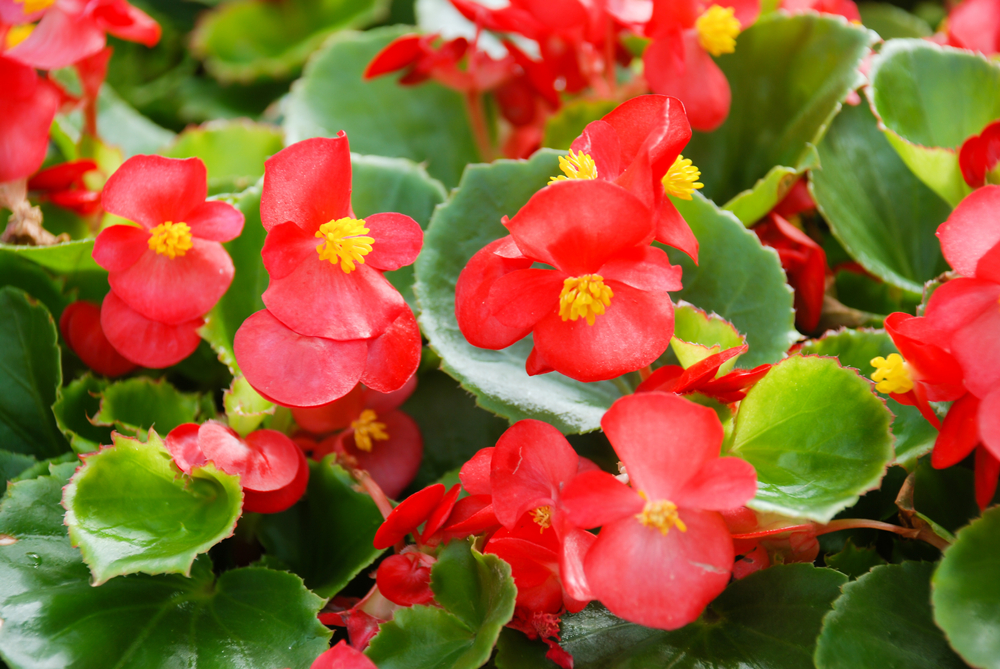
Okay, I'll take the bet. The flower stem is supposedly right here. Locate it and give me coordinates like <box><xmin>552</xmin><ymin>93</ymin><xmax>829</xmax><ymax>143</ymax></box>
<box><xmin>638</xmin><ymin>365</ymin><xmax>653</xmax><ymax>381</ymax></box>
<box><xmin>465</xmin><ymin>92</ymin><xmax>495</xmax><ymax>162</ymax></box>
<box><xmin>731</xmin><ymin>517</ymin><xmax>951</xmax><ymax>551</ymax></box>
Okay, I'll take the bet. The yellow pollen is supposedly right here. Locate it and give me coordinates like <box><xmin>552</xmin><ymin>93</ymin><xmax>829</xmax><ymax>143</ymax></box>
<box><xmin>5</xmin><ymin>24</ymin><xmax>35</xmax><ymax>50</ymax></box>
<box><xmin>695</xmin><ymin>5</ymin><xmax>741</xmax><ymax>57</ymax></box>
<box><xmin>316</xmin><ymin>217</ymin><xmax>374</xmax><ymax>273</ymax></box>
<box><xmin>549</xmin><ymin>149</ymin><xmax>598</xmax><ymax>184</ymax></box>
<box><xmin>15</xmin><ymin>0</ymin><xmax>55</xmax><ymax>12</ymax></box>
<box><xmin>636</xmin><ymin>498</ymin><xmax>687</xmax><ymax>536</ymax></box>
<box><xmin>559</xmin><ymin>274</ymin><xmax>613</xmax><ymax>326</ymax></box>
<box><xmin>663</xmin><ymin>155</ymin><xmax>704</xmax><ymax>200</ymax></box>
<box><xmin>870</xmin><ymin>353</ymin><xmax>914</xmax><ymax>394</ymax></box>
<box><xmin>148</xmin><ymin>221</ymin><xmax>193</xmax><ymax>259</ymax></box>
<box><xmin>351</xmin><ymin>409</ymin><xmax>389</xmax><ymax>453</ymax></box>
<box><xmin>531</xmin><ymin>506</ymin><xmax>553</xmax><ymax>531</ymax></box>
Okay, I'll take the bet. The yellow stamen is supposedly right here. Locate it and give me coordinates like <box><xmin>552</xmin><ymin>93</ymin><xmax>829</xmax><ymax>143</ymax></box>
<box><xmin>148</xmin><ymin>221</ymin><xmax>193</xmax><ymax>259</ymax></box>
<box><xmin>4</xmin><ymin>24</ymin><xmax>35</xmax><ymax>50</ymax></box>
<box><xmin>351</xmin><ymin>409</ymin><xmax>389</xmax><ymax>453</ymax></box>
<box><xmin>315</xmin><ymin>217</ymin><xmax>374</xmax><ymax>273</ymax></box>
<box><xmin>531</xmin><ymin>505</ymin><xmax>553</xmax><ymax>531</ymax></box>
<box><xmin>663</xmin><ymin>155</ymin><xmax>703</xmax><ymax>200</ymax></box>
<box><xmin>636</xmin><ymin>498</ymin><xmax>687</xmax><ymax>536</ymax></box>
<box><xmin>695</xmin><ymin>5</ymin><xmax>741</xmax><ymax>57</ymax></box>
<box><xmin>549</xmin><ymin>149</ymin><xmax>598</xmax><ymax>184</ymax></box>
<box><xmin>870</xmin><ymin>353</ymin><xmax>914</xmax><ymax>394</ymax></box>
<box><xmin>559</xmin><ymin>274</ymin><xmax>613</xmax><ymax>326</ymax></box>
<box><xmin>14</xmin><ymin>0</ymin><xmax>55</xmax><ymax>13</ymax></box>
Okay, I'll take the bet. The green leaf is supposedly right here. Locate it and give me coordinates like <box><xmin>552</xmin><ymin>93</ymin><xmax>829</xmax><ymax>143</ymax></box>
<box><xmin>224</xmin><ymin>375</ymin><xmax>275</xmax><ymax>437</ymax></box>
<box><xmin>561</xmin><ymin>564</ymin><xmax>848</xmax><ymax>669</ymax></box>
<box><xmin>0</xmin><ymin>452</ymin><xmax>38</xmax><ymax>497</ymax></box>
<box><xmin>0</xmin><ymin>251</ymin><xmax>69</xmax><ymax>322</ymax></box>
<box><xmin>93</xmin><ymin>377</ymin><xmax>205</xmax><ymax>437</ymax></box>
<box><xmin>797</xmin><ymin>329</ymin><xmax>937</xmax><ymax>470</ymax></box>
<box><xmin>55</xmin><ymin>84</ymin><xmax>175</xmax><ymax>158</ymax></box>
<box><xmin>730</xmin><ymin>355</ymin><xmax>894</xmax><ymax>522</ymax></box>
<box><xmin>912</xmin><ymin>460</ymin><xmax>981</xmax><ymax>537</ymax></box>
<box><xmin>494</xmin><ymin>629</ymin><xmax>559</xmax><ymax>669</ymax></box>
<box><xmin>52</xmin><ymin>375</ymin><xmax>113</xmax><ymax>455</ymax></box>
<box><xmin>0</xmin><ymin>240</ymin><xmax>102</xmax><ymax>273</ymax></box>
<box><xmin>823</xmin><ymin>538</ymin><xmax>886</xmax><ymax>579</ymax></box>
<box><xmin>0</xmin><ymin>288</ymin><xmax>69</xmax><ymax>459</ymax></box>
<box><xmin>858</xmin><ymin>3</ymin><xmax>932</xmax><ymax>39</ymax></box>
<box><xmin>867</xmin><ymin>39</ymin><xmax>1000</xmax><ymax>206</ymax></box>
<box><xmin>366</xmin><ymin>539</ymin><xmax>516</xmax><ymax>669</ymax></box>
<box><xmin>63</xmin><ymin>430</ymin><xmax>242</xmax><ymax>584</ymax></box>
<box><xmin>670</xmin><ymin>303</ymin><xmax>746</xmax><ymax>371</ymax></box>
<box><xmin>161</xmin><ymin>120</ymin><xmax>284</xmax><ymax>194</ymax></box>
<box><xmin>816</xmin><ymin>562</ymin><xmax>965</xmax><ymax>669</ymax></box>
<box><xmin>415</xmin><ymin>151</ymin><xmax>621</xmax><ymax>433</ymax></box>
<box><xmin>683</xmin><ymin>13</ymin><xmax>872</xmax><ymax>224</ymax></box>
<box><xmin>191</xmin><ymin>0</ymin><xmax>389</xmax><ymax>83</ymax></box>
<box><xmin>542</xmin><ymin>99</ymin><xmax>620</xmax><ymax>150</ymax></box>
<box><xmin>811</xmin><ymin>100</ymin><xmax>950</xmax><ymax>294</ymax></box>
<box><xmin>256</xmin><ymin>457</ymin><xmax>385</xmax><ymax>597</ymax></box>
<box><xmin>283</xmin><ymin>26</ymin><xmax>480</xmax><ymax>188</ymax></box>
<box><xmin>932</xmin><ymin>506</ymin><xmax>1000</xmax><ymax>669</ymax></box>
<box><xmin>666</xmin><ymin>194</ymin><xmax>797</xmax><ymax>368</ymax></box>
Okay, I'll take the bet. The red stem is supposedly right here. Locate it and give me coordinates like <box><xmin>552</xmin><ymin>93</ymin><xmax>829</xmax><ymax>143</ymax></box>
<box><xmin>465</xmin><ymin>92</ymin><xmax>495</xmax><ymax>162</ymax></box>
<box><xmin>732</xmin><ymin>518</ymin><xmax>951</xmax><ymax>550</ymax></box>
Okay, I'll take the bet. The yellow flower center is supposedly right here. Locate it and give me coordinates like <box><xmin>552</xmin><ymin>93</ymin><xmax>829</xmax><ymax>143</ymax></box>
<box><xmin>636</xmin><ymin>498</ymin><xmax>687</xmax><ymax>536</ymax></box>
<box><xmin>148</xmin><ymin>221</ymin><xmax>193</xmax><ymax>259</ymax></box>
<box><xmin>870</xmin><ymin>353</ymin><xmax>914</xmax><ymax>394</ymax></box>
<box><xmin>531</xmin><ymin>505</ymin><xmax>553</xmax><ymax>531</ymax></box>
<box><xmin>15</xmin><ymin>0</ymin><xmax>55</xmax><ymax>13</ymax></box>
<box><xmin>351</xmin><ymin>409</ymin><xmax>389</xmax><ymax>453</ymax></box>
<box><xmin>316</xmin><ymin>217</ymin><xmax>374</xmax><ymax>273</ymax></box>
<box><xmin>695</xmin><ymin>5</ymin><xmax>741</xmax><ymax>57</ymax></box>
<box><xmin>549</xmin><ymin>149</ymin><xmax>598</xmax><ymax>184</ymax></box>
<box><xmin>559</xmin><ymin>274</ymin><xmax>613</xmax><ymax>326</ymax></box>
<box><xmin>4</xmin><ymin>24</ymin><xmax>35</xmax><ymax>50</ymax></box>
<box><xmin>663</xmin><ymin>155</ymin><xmax>704</xmax><ymax>200</ymax></box>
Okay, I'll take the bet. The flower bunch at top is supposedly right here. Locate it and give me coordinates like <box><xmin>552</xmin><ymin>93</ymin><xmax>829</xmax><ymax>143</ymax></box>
<box><xmin>234</xmin><ymin>134</ymin><xmax>424</xmax><ymax>409</ymax></box>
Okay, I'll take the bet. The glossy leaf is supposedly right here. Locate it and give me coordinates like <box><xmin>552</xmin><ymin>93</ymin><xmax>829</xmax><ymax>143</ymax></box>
<box><xmin>683</xmin><ymin>13</ymin><xmax>872</xmax><ymax>224</ymax></box>
<box><xmin>63</xmin><ymin>430</ymin><xmax>243</xmax><ymax>584</ymax></box>
<box><xmin>93</xmin><ymin>377</ymin><xmax>205</xmax><ymax>437</ymax></box>
<box><xmin>867</xmin><ymin>39</ymin><xmax>1000</xmax><ymax>206</ymax></box>
<box><xmin>365</xmin><ymin>539</ymin><xmax>516</xmax><ymax>669</ymax></box>
<box><xmin>729</xmin><ymin>355</ymin><xmax>894</xmax><ymax>522</ymax></box>
<box><xmin>561</xmin><ymin>565</ymin><xmax>848</xmax><ymax>669</ymax></box>
<box><xmin>0</xmin><ymin>452</ymin><xmax>38</xmax><ymax>496</ymax></box>
<box><xmin>857</xmin><ymin>3</ymin><xmax>932</xmax><ymax>39</ymax></box>
<box><xmin>0</xmin><ymin>251</ymin><xmax>69</xmax><ymax>323</ymax></box>
<box><xmin>161</xmin><ymin>120</ymin><xmax>284</xmax><ymax>194</ymax></box>
<box><xmin>815</xmin><ymin>562</ymin><xmax>965</xmax><ymax>669</ymax></box>
<box><xmin>256</xmin><ymin>457</ymin><xmax>385</xmax><ymax>598</ymax></box>
<box><xmin>52</xmin><ymin>375</ymin><xmax>113</xmax><ymax>454</ymax></box>
<box><xmin>823</xmin><ymin>539</ymin><xmax>886</xmax><ymax>580</ymax></box>
<box><xmin>0</xmin><ymin>288</ymin><xmax>69</xmax><ymax>459</ymax></box>
<box><xmin>494</xmin><ymin>628</ymin><xmax>559</xmax><ymax>669</ymax></box>
<box><xmin>0</xmin><ymin>240</ymin><xmax>102</xmax><ymax>274</ymax></box>
<box><xmin>283</xmin><ymin>27</ymin><xmax>479</xmax><ymax>188</ymax></box>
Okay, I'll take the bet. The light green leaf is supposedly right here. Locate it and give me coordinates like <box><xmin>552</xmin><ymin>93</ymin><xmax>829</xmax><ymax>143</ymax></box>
<box><xmin>858</xmin><ymin>3</ymin><xmax>932</xmax><ymax>39</ymax></box>
<box><xmin>0</xmin><ymin>240</ymin><xmax>102</xmax><ymax>273</ymax></box>
<box><xmin>670</xmin><ymin>303</ymin><xmax>746</xmax><ymax>371</ymax></box>
<box><xmin>93</xmin><ymin>377</ymin><xmax>205</xmax><ymax>437</ymax></box>
<box><xmin>52</xmin><ymin>374</ymin><xmax>112</xmax><ymax>455</ymax></box>
<box><xmin>542</xmin><ymin>99</ymin><xmax>620</xmax><ymax>150</ymax></box>
<box><xmin>161</xmin><ymin>120</ymin><xmax>284</xmax><ymax>194</ymax></box>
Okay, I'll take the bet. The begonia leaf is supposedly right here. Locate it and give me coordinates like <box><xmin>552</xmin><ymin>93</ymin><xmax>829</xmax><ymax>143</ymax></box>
<box><xmin>0</xmin><ymin>287</ymin><xmax>70</xmax><ymax>460</ymax></box>
<box><xmin>224</xmin><ymin>375</ymin><xmax>275</xmax><ymax>437</ymax></box>
<box><xmin>161</xmin><ymin>120</ymin><xmax>284</xmax><ymax>194</ymax></box>
<box><xmin>52</xmin><ymin>374</ymin><xmax>113</xmax><ymax>454</ymax></box>
<box><xmin>55</xmin><ymin>84</ymin><xmax>175</xmax><ymax>158</ymax></box>
<box><xmin>670</xmin><ymin>303</ymin><xmax>746</xmax><ymax>371</ymax></box>
<box><xmin>0</xmin><ymin>452</ymin><xmax>38</xmax><ymax>496</ymax></box>
<box><xmin>365</xmin><ymin>539</ymin><xmax>516</xmax><ymax>669</ymax></box>
<box><xmin>857</xmin><ymin>3</ymin><xmax>932</xmax><ymax>39</ymax></box>
<box><xmin>823</xmin><ymin>539</ymin><xmax>886</xmax><ymax>580</ymax></box>
<box><xmin>542</xmin><ymin>99</ymin><xmax>620</xmax><ymax>151</ymax></box>
<box><xmin>729</xmin><ymin>355</ymin><xmax>894</xmax><ymax>522</ymax></box>
<box><xmin>867</xmin><ymin>39</ymin><xmax>1000</xmax><ymax>206</ymax></box>
<box><xmin>665</xmin><ymin>195</ymin><xmax>797</xmax><ymax>368</ymax></box>
<box><xmin>0</xmin><ymin>240</ymin><xmax>102</xmax><ymax>276</ymax></box>
<box><xmin>811</xmin><ymin>100</ymin><xmax>951</xmax><ymax>294</ymax></box>
<box><xmin>932</xmin><ymin>506</ymin><xmax>1000</xmax><ymax>669</ymax></box>
<box><xmin>912</xmin><ymin>460</ymin><xmax>982</xmax><ymax>536</ymax></box>
<box><xmin>93</xmin><ymin>377</ymin><xmax>205</xmax><ymax>437</ymax></box>
<box><xmin>797</xmin><ymin>329</ymin><xmax>937</xmax><ymax>470</ymax></box>
<box><xmin>561</xmin><ymin>564</ymin><xmax>847</xmax><ymax>669</ymax></box>
<box><xmin>191</xmin><ymin>0</ymin><xmax>389</xmax><ymax>83</ymax></box>
<box><xmin>0</xmin><ymin>466</ymin><xmax>329</xmax><ymax>669</ymax></box>
<box><xmin>283</xmin><ymin>27</ymin><xmax>479</xmax><ymax>188</ymax></box>
<box><xmin>63</xmin><ymin>430</ymin><xmax>243</xmax><ymax>584</ymax></box>
<box><xmin>494</xmin><ymin>628</ymin><xmax>559</xmax><ymax>669</ymax></box>
<box><xmin>682</xmin><ymin>13</ymin><xmax>872</xmax><ymax>224</ymax></box>
<box><xmin>415</xmin><ymin>150</ymin><xmax>622</xmax><ymax>433</ymax></box>
<box><xmin>0</xmin><ymin>250</ymin><xmax>69</xmax><ymax>322</ymax></box>
<box><xmin>256</xmin><ymin>457</ymin><xmax>385</xmax><ymax>597</ymax></box>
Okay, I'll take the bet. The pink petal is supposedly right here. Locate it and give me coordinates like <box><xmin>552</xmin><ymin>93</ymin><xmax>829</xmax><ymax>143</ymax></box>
<box><xmin>602</xmin><ymin>94</ymin><xmax>692</xmax><ymax>186</ymax></box>
<box><xmin>364</xmin><ymin>212</ymin><xmax>423</xmax><ymax>271</ymax></box>
<box><xmin>560</xmin><ymin>470</ymin><xmax>645</xmax><ymax>528</ymax></box>
<box><xmin>455</xmin><ymin>236</ymin><xmax>535</xmax><ymax>350</ymax></box>
<box><xmin>6</xmin><ymin>6</ymin><xmax>104</xmax><ymax>70</ymax></box>
<box><xmin>673</xmin><ymin>456</ymin><xmax>757</xmax><ymax>510</ymax></box>
<box><xmin>937</xmin><ymin>185</ymin><xmax>1000</xmax><ymax>277</ymax></box>
<box><xmin>243</xmin><ymin>444</ymin><xmax>309</xmax><ymax>513</ymax></box>
<box><xmin>100</xmin><ymin>290</ymin><xmax>202</xmax><ymax>369</ymax></box>
<box><xmin>560</xmin><ymin>526</ymin><xmax>597</xmax><ymax>608</ymax></box>
<box><xmin>979</xmin><ymin>387</ymin><xmax>1000</xmax><ymax>460</ymax></box>
<box><xmin>311</xmin><ymin>641</ymin><xmax>378</xmax><ymax>669</ymax></box>
<box><xmin>261</xmin><ymin>135</ymin><xmax>352</xmax><ymax>234</ymax></box>
<box><xmin>598</xmin><ymin>245</ymin><xmax>683</xmax><ymax>292</ymax></box>
<box><xmin>184</xmin><ymin>200</ymin><xmax>245</xmax><ymax>242</ymax></box>
<box><xmin>91</xmin><ymin>224</ymin><xmax>149</xmax><ymax>272</ymax></box>
<box><xmin>487</xmin><ymin>268</ymin><xmax>565</xmax><ymax>330</ymax></box>
<box><xmin>90</xmin><ymin>0</ymin><xmax>161</xmax><ymax>47</ymax></box>
<box><xmin>363</xmin><ymin>374</ymin><xmax>418</xmax><ymax>413</ymax></box>
<box><xmin>101</xmin><ymin>155</ymin><xmax>208</xmax><ymax>230</ymax></box>
<box><xmin>948</xmin><ymin>0</ymin><xmax>1000</xmax><ymax>54</ymax></box>
<box><xmin>199</xmin><ymin>422</ymin><xmax>299</xmax><ymax>492</ymax></box>
<box><xmin>164</xmin><ymin>423</ymin><xmax>205</xmax><ymax>473</ymax></box>
<box><xmin>360</xmin><ymin>305</ymin><xmax>421</xmax><ymax>393</ymax></box>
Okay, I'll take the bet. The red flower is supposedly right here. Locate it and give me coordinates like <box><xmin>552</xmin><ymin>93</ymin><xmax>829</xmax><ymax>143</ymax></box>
<box><xmin>0</xmin><ymin>55</ymin><xmax>62</xmax><ymax>184</ymax></box>
<box><xmin>642</xmin><ymin>0</ymin><xmax>760</xmax><ymax>131</ymax></box>
<box><xmin>28</xmin><ymin>159</ymin><xmax>101</xmax><ymax>216</ymax></box>
<box><xmin>1</xmin><ymin>0</ymin><xmax>160</xmax><ymax>71</ymax></box>
<box><xmin>373</xmin><ymin>482</ymin><xmax>462</xmax><ymax>548</ymax></box>
<box><xmin>780</xmin><ymin>0</ymin><xmax>860</xmax><ymax>21</ymax></box>
<box><xmin>636</xmin><ymin>343</ymin><xmax>771</xmax><ymax>402</ymax></box>
<box><xmin>455</xmin><ymin>180</ymin><xmax>682</xmax><ymax>382</ymax></box>
<box><xmin>946</xmin><ymin>0</ymin><xmax>1000</xmax><ymax>56</ymax></box>
<box><xmin>365</xmin><ymin>33</ymin><xmax>514</xmax><ymax>94</ymax></box>
<box><xmin>59</xmin><ymin>300</ymin><xmax>136</xmax><ymax>377</ymax></box>
<box><xmin>560</xmin><ymin>392</ymin><xmax>757</xmax><ymax>630</ymax></box>
<box><xmin>234</xmin><ymin>135</ymin><xmax>423</xmax><ymax>408</ymax></box>
<box><xmin>754</xmin><ymin>212</ymin><xmax>827</xmax><ymax>332</ymax></box>
<box><xmin>376</xmin><ymin>549</ymin><xmax>436</xmax><ymax>607</ymax></box>
<box><xmin>959</xmin><ymin>120</ymin><xmax>1000</xmax><ymax>188</ymax></box>
<box><xmin>306</xmin><ymin>641</ymin><xmax>377</xmax><ymax>669</ymax></box>
<box><xmin>165</xmin><ymin>421</ymin><xmax>309</xmax><ymax>514</ymax></box>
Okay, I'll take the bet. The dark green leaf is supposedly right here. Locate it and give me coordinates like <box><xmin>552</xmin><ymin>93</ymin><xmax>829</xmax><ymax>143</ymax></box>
<box><xmin>912</xmin><ymin>460</ymin><xmax>981</xmax><ymax>536</ymax></box>
<box><xmin>283</xmin><ymin>27</ymin><xmax>479</xmax><ymax>188</ymax></box>
<box><xmin>93</xmin><ymin>377</ymin><xmax>205</xmax><ymax>436</ymax></box>
<box><xmin>494</xmin><ymin>629</ymin><xmax>559</xmax><ymax>669</ymax></box>
<box><xmin>542</xmin><ymin>99</ymin><xmax>619</xmax><ymax>150</ymax></box>
<box><xmin>160</xmin><ymin>120</ymin><xmax>284</xmax><ymax>194</ymax></box>
<box><xmin>815</xmin><ymin>562</ymin><xmax>965</xmax><ymax>669</ymax></box>
<box><xmin>0</xmin><ymin>452</ymin><xmax>37</xmax><ymax>497</ymax></box>
<box><xmin>0</xmin><ymin>251</ymin><xmax>69</xmax><ymax>322</ymax></box>
<box><xmin>256</xmin><ymin>457</ymin><xmax>384</xmax><ymax>597</ymax></box>
<box><xmin>858</xmin><ymin>3</ymin><xmax>932</xmax><ymax>39</ymax></box>
<box><xmin>683</xmin><ymin>13</ymin><xmax>872</xmax><ymax>223</ymax></box>
<box><xmin>562</xmin><ymin>564</ymin><xmax>847</xmax><ymax>669</ymax></box>
<box><xmin>52</xmin><ymin>375</ymin><xmax>112</xmax><ymax>455</ymax></box>
<box><xmin>730</xmin><ymin>356</ymin><xmax>894</xmax><ymax>522</ymax></box>
<box><xmin>824</xmin><ymin>539</ymin><xmax>887</xmax><ymax>579</ymax></box>
<box><xmin>0</xmin><ymin>288</ymin><xmax>69</xmax><ymax>459</ymax></box>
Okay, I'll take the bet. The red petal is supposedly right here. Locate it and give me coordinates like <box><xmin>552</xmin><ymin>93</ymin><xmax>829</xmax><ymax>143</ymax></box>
<box><xmin>525</xmin><ymin>345</ymin><xmax>556</xmax><ymax>376</ymax></box>
<box><xmin>243</xmin><ymin>444</ymin><xmax>309</xmax><ymax>513</ymax></box>
<box><xmin>937</xmin><ymin>185</ymin><xmax>1000</xmax><ymax>277</ymax></box>
<box><xmin>363</xmin><ymin>212</ymin><xmax>423</xmax><ymax>271</ymax></box>
<box><xmin>505</xmin><ymin>181</ymin><xmax>654</xmax><ymax>276</ymax></box>
<box><xmin>6</xmin><ymin>7</ymin><xmax>105</xmax><ymax>70</ymax></box>
<box><xmin>365</xmin><ymin>34</ymin><xmax>424</xmax><ymax>78</ymax></box>
<box><xmin>184</xmin><ymin>200</ymin><xmax>245</xmax><ymax>242</ymax></box>
<box><xmin>459</xmin><ymin>447</ymin><xmax>494</xmax><ymax>495</ymax></box>
<box><xmin>532</xmin><ymin>281</ymin><xmax>674</xmax><ymax>382</ymax></box>
<box><xmin>421</xmin><ymin>484</ymin><xmax>462</xmax><ymax>541</ymax></box>
<box><xmin>376</xmin><ymin>553</ymin><xmax>436</xmax><ymax>606</ymax></box>
<box><xmin>773</xmin><ymin>178</ymin><xmax>816</xmax><ymax>219</ymax></box>
<box><xmin>653</xmin><ymin>197</ymin><xmax>699</xmax><ymax>264</ymax></box>
<box><xmin>291</xmin><ymin>385</ymin><xmax>365</xmax><ymax>435</ymax></box>
<box><xmin>699</xmin><ymin>364</ymin><xmax>772</xmax><ymax>402</ymax></box>
<box><xmin>974</xmin><ymin>446</ymin><xmax>1000</xmax><ymax>511</ymax></box>
<box><xmin>560</xmin><ymin>526</ymin><xmax>597</xmax><ymax>608</ymax></box>
<box><xmin>261</xmin><ymin>221</ymin><xmax>319</xmax><ymax>280</ymax></box>
<box><xmin>28</xmin><ymin>159</ymin><xmax>97</xmax><ymax>192</ymax></box>
<box><xmin>560</xmin><ymin>470</ymin><xmax>645</xmax><ymax>528</ymax></box>
<box><xmin>635</xmin><ymin>364</ymin><xmax>684</xmax><ymax>393</ymax></box>
<box><xmin>59</xmin><ymin>301</ymin><xmax>137</xmax><ymax>377</ymax></box>
<box><xmin>363</xmin><ymin>374</ymin><xmax>418</xmax><ymax>413</ymax></box>
<box><xmin>442</xmin><ymin>496</ymin><xmax>500</xmax><ymax>537</ymax></box>
<box><xmin>958</xmin><ymin>122</ymin><xmax>1000</xmax><ymax>188</ymax></box>
<box><xmin>602</xmin><ymin>94</ymin><xmax>692</xmax><ymax>188</ymax></box>
<box><xmin>339</xmin><ymin>410</ymin><xmax>423</xmax><ymax>499</ymax></box>
<box><xmin>585</xmin><ymin>511</ymin><xmax>734</xmax><ymax>630</ymax></box>
<box><xmin>455</xmin><ymin>236</ymin><xmax>535</xmax><ymax>350</ymax></box>
<box><xmin>310</xmin><ymin>640</ymin><xmax>378</xmax><ymax>669</ymax></box>
<box><xmin>261</xmin><ymin>135</ymin><xmax>352</xmax><ymax>234</ymax></box>
<box><xmin>199</xmin><ymin>423</ymin><xmax>299</xmax><ymax>492</ymax></box>
<box><xmin>932</xmin><ymin>283</ymin><xmax>1000</xmax><ymax>398</ymax></box>
<box><xmin>91</xmin><ymin>0</ymin><xmax>161</xmax><ymax>47</ymax></box>
<box><xmin>373</xmin><ymin>484</ymin><xmax>445</xmax><ymax>549</ymax></box>
<box><xmin>948</xmin><ymin>0</ymin><xmax>1000</xmax><ymax>54</ymax></box>
<box><xmin>101</xmin><ymin>155</ymin><xmax>208</xmax><ymax>229</ymax></box>
<box><xmin>0</xmin><ymin>57</ymin><xmax>62</xmax><ymax>182</ymax></box>
<box><xmin>756</xmin><ymin>214</ymin><xmax>827</xmax><ymax>332</ymax></box>
<box><xmin>233</xmin><ymin>309</ymin><xmax>367</xmax><ymax>408</ymax></box>
<box><xmin>360</xmin><ymin>306</ymin><xmax>421</xmax><ymax>394</ymax></box>
<box><xmin>673</xmin><ymin>345</ymin><xmax>749</xmax><ymax>393</ymax></box>
<box><xmin>485</xmin><ymin>535</ymin><xmax>563</xmax><ymax>613</ymax></box>
<box><xmin>164</xmin><ymin>423</ymin><xmax>205</xmax><ymax>473</ymax></box>
<box><xmin>92</xmin><ymin>224</ymin><xmax>150</xmax><ymax>272</ymax></box>
<box><xmin>884</xmin><ymin>312</ymin><xmax>965</xmax><ymax>400</ymax></box>
<box><xmin>643</xmin><ymin>32</ymin><xmax>731</xmax><ymax>133</ymax></box>
<box><xmin>598</xmin><ymin>245</ymin><xmax>683</xmax><ymax>292</ymax></box>
<box><xmin>601</xmin><ymin>392</ymin><xmax>723</xmax><ymax>500</ymax></box>
<box><xmin>673</xmin><ymin>457</ymin><xmax>757</xmax><ymax>510</ymax></box>
<box><xmin>487</xmin><ymin>268</ymin><xmax>565</xmax><ymax>331</ymax></box>
<box><xmin>932</xmin><ymin>393</ymin><xmax>981</xmax><ymax>469</ymax></box>
<box><xmin>100</xmin><ymin>290</ymin><xmax>202</xmax><ymax>368</ymax></box>
<box><xmin>569</xmin><ymin>120</ymin><xmax>622</xmax><ymax>180</ymax></box>
<box><xmin>978</xmin><ymin>387</ymin><xmax>1000</xmax><ymax>460</ymax></box>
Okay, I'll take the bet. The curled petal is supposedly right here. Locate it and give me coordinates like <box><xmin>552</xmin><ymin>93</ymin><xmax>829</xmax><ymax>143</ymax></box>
<box><xmin>455</xmin><ymin>236</ymin><xmax>535</xmax><ymax>350</ymax></box>
<box><xmin>377</xmin><ymin>552</ymin><xmax>436</xmax><ymax>607</ymax></box>
<box><xmin>243</xmin><ymin>444</ymin><xmax>309</xmax><ymax>514</ymax></box>
<box><xmin>164</xmin><ymin>423</ymin><xmax>205</xmax><ymax>473</ymax></box>
<box><xmin>91</xmin><ymin>0</ymin><xmax>162</xmax><ymax>47</ymax></box>
<box><xmin>360</xmin><ymin>306</ymin><xmax>421</xmax><ymax>394</ymax></box>
<box><xmin>421</xmin><ymin>484</ymin><xmax>462</xmax><ymax>542</ymax></box>
<box><xmin>261</xmin><ymin>135</ymin><xmax>352</xmax><ymax>234</ymax></box>
<box><xmin>602</xmin><ymin>94</ymin><xmax>692</xmax><ymax>187</ymax></box>
<box><xmin>373</xmin><ymin>483</ymin><xmax>445</xmax><ymax>549</ymax></box>
<box><xmin>198</xmin><ymin>422</ymin><xmax>299</xmax><ymax>492</ymax></box>
<box><xmin>569</xmin><ymin>120</ymin><xmax>623</xmax><ymax>181</ymax></box>
<box><xmin>100</xmin><ymin>290</ymin><xmax>202</xmax><ymax>369</ymax></box>
<box><xmin>365</xmin><ymin>34</ymin><xmax>424</xmax><ymax>78</ymax></box>
<box><xmin>101</xmin><ymin>155</ymin><xmax>208</xmax><ymax>229</ymax></box>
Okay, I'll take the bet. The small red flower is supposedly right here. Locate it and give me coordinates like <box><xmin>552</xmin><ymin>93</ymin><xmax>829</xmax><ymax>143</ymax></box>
<box><xmin>373</xmin><ymin>483</ymin><xmax>462</xmax><ymax>548</ymax></box>
<box><xmin>636</xmin><ymin>343</ymin><xmax>771</xmax><ymax>402</ymax></box>
<box><xmin>959</xmin><ymin>120</ymin><xmax>1000</xmax><ymax>188</ymax></box>
<box><xmin>946</xmin><ymin>0</ymin><xmax>1000</xmax><ymax>56</ymax></box>
<box><xmin>560</xmin><ymin>392</ymin><xmax>757</xmax><ymax>630</ymax></box>
<box><xmin>365</xmin><ymin>33</ymin><xmax>514</xmax><ymax>93</ymax></box>
<box><xmin>0</xmin><ymin>55</ymin><xmax>62</xmax><ymax>184</ymax></box>
<box><xmin>234</xmin><ymin>135</ymin><xmax>423</xmax><ymax>408</ymax></box>
<box><xmin>376</xmin><ymin>549</ymin><xmax>436</xmax><ymax>606</ymax></box>
<box><xmin>754</xmin><ymin>212</ymin><xmax>828</xmax><ymax>332</ymax></box>
<box><xmin>28</xmin><ymin>159</ymin><xmax>102</xmax><ymax>216</ymax></box>
<box><xmin>59</xmin><ymin>300</ymin><xmax>136</xmax><ymax>377</ymax></box>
